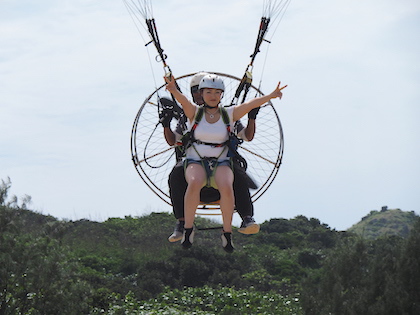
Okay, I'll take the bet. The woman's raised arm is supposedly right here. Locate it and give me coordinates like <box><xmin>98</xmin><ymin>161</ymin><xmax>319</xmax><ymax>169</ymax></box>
<box><xmin>233</xmin><ymin>82</ymin><xmax>287</xmax><ymax>121</ymax></box>
<box><xmin>164</xmin><ymin>75</ymin><xmax>197</xmax><ymax>121</ymax></box>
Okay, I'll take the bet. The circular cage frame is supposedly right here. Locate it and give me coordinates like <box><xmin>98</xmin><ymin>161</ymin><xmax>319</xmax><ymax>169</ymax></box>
<box><xmin>131</xmin><ymin>72</ymin><xmax>284</xmax><ymax>209</ymax></box>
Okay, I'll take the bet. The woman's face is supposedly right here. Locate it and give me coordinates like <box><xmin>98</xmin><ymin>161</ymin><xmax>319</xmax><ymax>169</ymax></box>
<box><xmin>201</xmin><ymin>88</ymin><xmax>223</xmax><ymax>107</ymax></box>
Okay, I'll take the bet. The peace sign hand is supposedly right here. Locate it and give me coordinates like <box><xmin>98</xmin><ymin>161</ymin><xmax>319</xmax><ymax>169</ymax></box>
<box><xmin>164</xmin><ymin>74</ymin><xmax>177</xmax><ymax>93</ymax></box>
<box><xmin>270</xmin><ymin>82</ymin><xmax>287</xmax><ymax>100</ymax></box>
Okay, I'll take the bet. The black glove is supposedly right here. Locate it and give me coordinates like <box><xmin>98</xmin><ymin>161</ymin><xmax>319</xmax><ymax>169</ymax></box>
<box><xmin>159</xmin><ymin>110</ymin><xmax>173</xmax><ymax>127</ymax></box>
<box><xmin>248</xmin><ymin>107</ymin><xmax>260</xmax><ymax>120</ymax></box>
<box><xmin>159</xmin><ymin>97</ymin><xmax>175</xmax><ymax>127</ymax></box>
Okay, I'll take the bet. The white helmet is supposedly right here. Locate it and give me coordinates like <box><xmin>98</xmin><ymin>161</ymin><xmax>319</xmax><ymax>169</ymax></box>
<box><xmin>199</xmin><ymin>74</ymin><xmax>225</xmax><ymax>91</ymax></box>
<box><xmin>190</xmin><ymin>72</ymin><xmax>209</xmax><ymax>88</ymax></box>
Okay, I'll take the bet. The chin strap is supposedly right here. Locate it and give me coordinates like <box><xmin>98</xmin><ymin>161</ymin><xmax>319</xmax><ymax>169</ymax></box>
<box><xmin>203</xmin><ymin>103</ymin><xmax>218</xmax><ymax>109</ymax></box>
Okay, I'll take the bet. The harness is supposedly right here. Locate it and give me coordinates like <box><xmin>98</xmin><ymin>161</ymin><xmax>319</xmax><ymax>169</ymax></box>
<box><xmin>179</xmin><ymin>105</ymin><xmax>238</xmax><ymax>188</ymax></box>
<box><xmin>179</xmin><ymin>106</ymin><xmax>233</xmax><ymax>155</ymax></box>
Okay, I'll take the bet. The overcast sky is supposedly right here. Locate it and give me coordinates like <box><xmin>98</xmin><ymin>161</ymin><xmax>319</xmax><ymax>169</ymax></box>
<box><xmin>1</xmin><ymin>0</ymin><xmax>419</xmax><ymax>231</ymax></box>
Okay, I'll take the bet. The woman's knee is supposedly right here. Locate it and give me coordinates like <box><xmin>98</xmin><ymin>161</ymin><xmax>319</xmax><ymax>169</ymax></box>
<box><xmin>214</xmin><ymin>166</ymin><xmax>233</xmax><ymax>187</ymax></box>
<box><xmin>215</xmin><ymin>181</ymin><xmax>234</xmax><ymax>197</ymax></box>
<box><xmin>186</xmin><ymin>164</ymin><xmax>206</xmax><ymax>189</ymax></box>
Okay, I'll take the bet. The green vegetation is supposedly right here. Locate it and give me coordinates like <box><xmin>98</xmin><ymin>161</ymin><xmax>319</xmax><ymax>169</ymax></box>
<box><xmin>1</xmin><ymin>178</ymin><xmax>419</xmax><ymax>314</ymax></box>
<box><xmin>348</xmin><ymin>206</ymin><xmax>417</xmax><ymax>239</ymax></box>
<box><xmin>90</xmin><ymin>287</ymin><xmax>301</xmax><ymax>314</ymax></box>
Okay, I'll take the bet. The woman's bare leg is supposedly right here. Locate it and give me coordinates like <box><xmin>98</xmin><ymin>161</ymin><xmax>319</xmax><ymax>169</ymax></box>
<box><xmin>184</xmin><ymin>163</ymin><xmax>206</xmax><ymax>229</ymax></box>
<box><xmin>214</xmin><ymin>165</ymin><xmax>234</xmax><ymax>232</ymax></box>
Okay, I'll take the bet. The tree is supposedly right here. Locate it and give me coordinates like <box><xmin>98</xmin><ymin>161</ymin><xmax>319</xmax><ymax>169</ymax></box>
<box><xmin>399</xmin><ymin>218</ymin><xmax>420</xmax><ymax>314</ymax></box>
<box><xmin>0</xmin><ymin>177</ymin><xmax>12</xmax><ymax>206</ymax></box>
<box><xmin>0</xmin><ymin>177</ymin><xmax>32</xmax><ymax>209</ymax></box>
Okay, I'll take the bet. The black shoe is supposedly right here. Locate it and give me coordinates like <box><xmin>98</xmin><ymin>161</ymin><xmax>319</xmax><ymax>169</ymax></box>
<box><xmin>181</xmin><ymin>227</ymin><xmax>194</xmax><ymax>249</ymax></box>
<box><xmin>238</xmin><ymin>216</ymin><xmax>260</xmax><ymax>235</ymax></box>
<box><xmin>168</xmin><ymin>220</ymin><xmax>185</xmax><ymax>242</ymax></box>
<box><xmin>221</xmin><ymin>232</ymin><xmax>234</xmax><ymax>253</ymax></box>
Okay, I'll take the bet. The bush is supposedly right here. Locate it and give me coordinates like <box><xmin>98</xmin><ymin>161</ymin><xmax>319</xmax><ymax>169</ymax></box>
<box><xmin>93</xmin><ymin>286</ymin><xmax>302</xmax><ymax>315</ymax></box>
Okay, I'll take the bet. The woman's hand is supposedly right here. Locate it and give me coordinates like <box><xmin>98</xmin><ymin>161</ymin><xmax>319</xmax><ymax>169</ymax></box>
<box><xmin>269</xmin><ymin>82</ymin><xmax>287</xmax><ymax>100</ymax></box>
<box><xmin>164</xmin><ymin>74</ymin><xmax>177</xmax><ymax>93</ymax></box>
<box><xmin>163</xmin><ymin>74</ymin><xmax>196</xmax><ymax>120</ymax></box>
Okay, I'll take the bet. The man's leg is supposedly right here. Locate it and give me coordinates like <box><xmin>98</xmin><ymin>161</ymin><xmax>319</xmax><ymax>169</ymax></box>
<box><xmin>233</xmin><ymin>163</ymin><xmax>260</xmax><ymax>234</ymax></box>
<box><xmin>168</xmin><ymin>162</ymin><xmax>187</xmax><ymax>242</ymax></box>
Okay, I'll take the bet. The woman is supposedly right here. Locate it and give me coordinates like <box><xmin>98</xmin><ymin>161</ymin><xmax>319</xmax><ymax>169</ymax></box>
<box><xmin>165</xmin><ymin>74</ymin><xmax>286</xmax><ymax>252</ymax></box>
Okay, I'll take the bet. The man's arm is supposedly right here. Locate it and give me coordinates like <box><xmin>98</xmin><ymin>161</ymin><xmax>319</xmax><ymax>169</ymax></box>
<box><xmin>159</xmin><ymin>97</ymin><xmax>176</xmax><ymax>145</ymax></box>
<box><xmin>244</xmin><ymin>118</ymin><xmax>256</xmax><ymax>141</ymax></box>
<box><xmin>163</xmin><ymin>127</ymin><xmax>176</xmax><ymax>146</ymax></box>
<box><xmin>244</xmin><ymin>107</ymin><xmax>259</xmax><ymax>141</ymax></box>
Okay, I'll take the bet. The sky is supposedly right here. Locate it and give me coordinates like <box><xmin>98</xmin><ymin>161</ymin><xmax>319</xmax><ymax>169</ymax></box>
<box><xmin>1</xmin><ymin>0</ymin><xmax>419</xmax><ymax>231</ymax></box>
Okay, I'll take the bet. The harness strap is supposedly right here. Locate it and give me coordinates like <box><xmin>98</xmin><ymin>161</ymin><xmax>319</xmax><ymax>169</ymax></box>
<box><xmin>219</xmin><ymin>106</ymin><xmax>231</xmax><ymax>133</ymax></box>
<box><xmin>178</xmin><ymin>106</ymin><xmax>238</xmax><ymax>158</ymax></box>
<box><xmin>191</xmin><ymin>106</ymin><xmax>205</xmax><ymax>134</ymax></box>
<box><xmin>188</xmin><ymin>106</ymin><xmax>231</xmax><ymax>149</ymax></box>
<box><xmin>194</xmin><ymin>140</ymin><xmax>227</xmax><ymax>147</ymax></box>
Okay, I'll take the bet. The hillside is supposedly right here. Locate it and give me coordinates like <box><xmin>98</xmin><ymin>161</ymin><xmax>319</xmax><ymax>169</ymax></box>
<box><xmin>347</xmin><ymin>206</ymin><xmax>418</xmax><ymax>239</ymax></box>
<box><xmin>1</xmin><ymin>179</ymin><xmax>420</xmax><ymax>314</ymax></box>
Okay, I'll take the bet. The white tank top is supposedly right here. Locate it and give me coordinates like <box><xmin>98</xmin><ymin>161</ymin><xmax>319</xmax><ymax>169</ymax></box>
<box><xmin>185</xmin><ymin>106</ymin><xmax>234</xmax><ymax>161</ymax></box>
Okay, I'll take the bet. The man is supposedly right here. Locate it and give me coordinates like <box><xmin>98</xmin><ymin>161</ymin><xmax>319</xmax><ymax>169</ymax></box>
<box><xmin>160</xmin><ymin>72</ymin><xmax>260</xmax><ymax>242</ymax></box>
